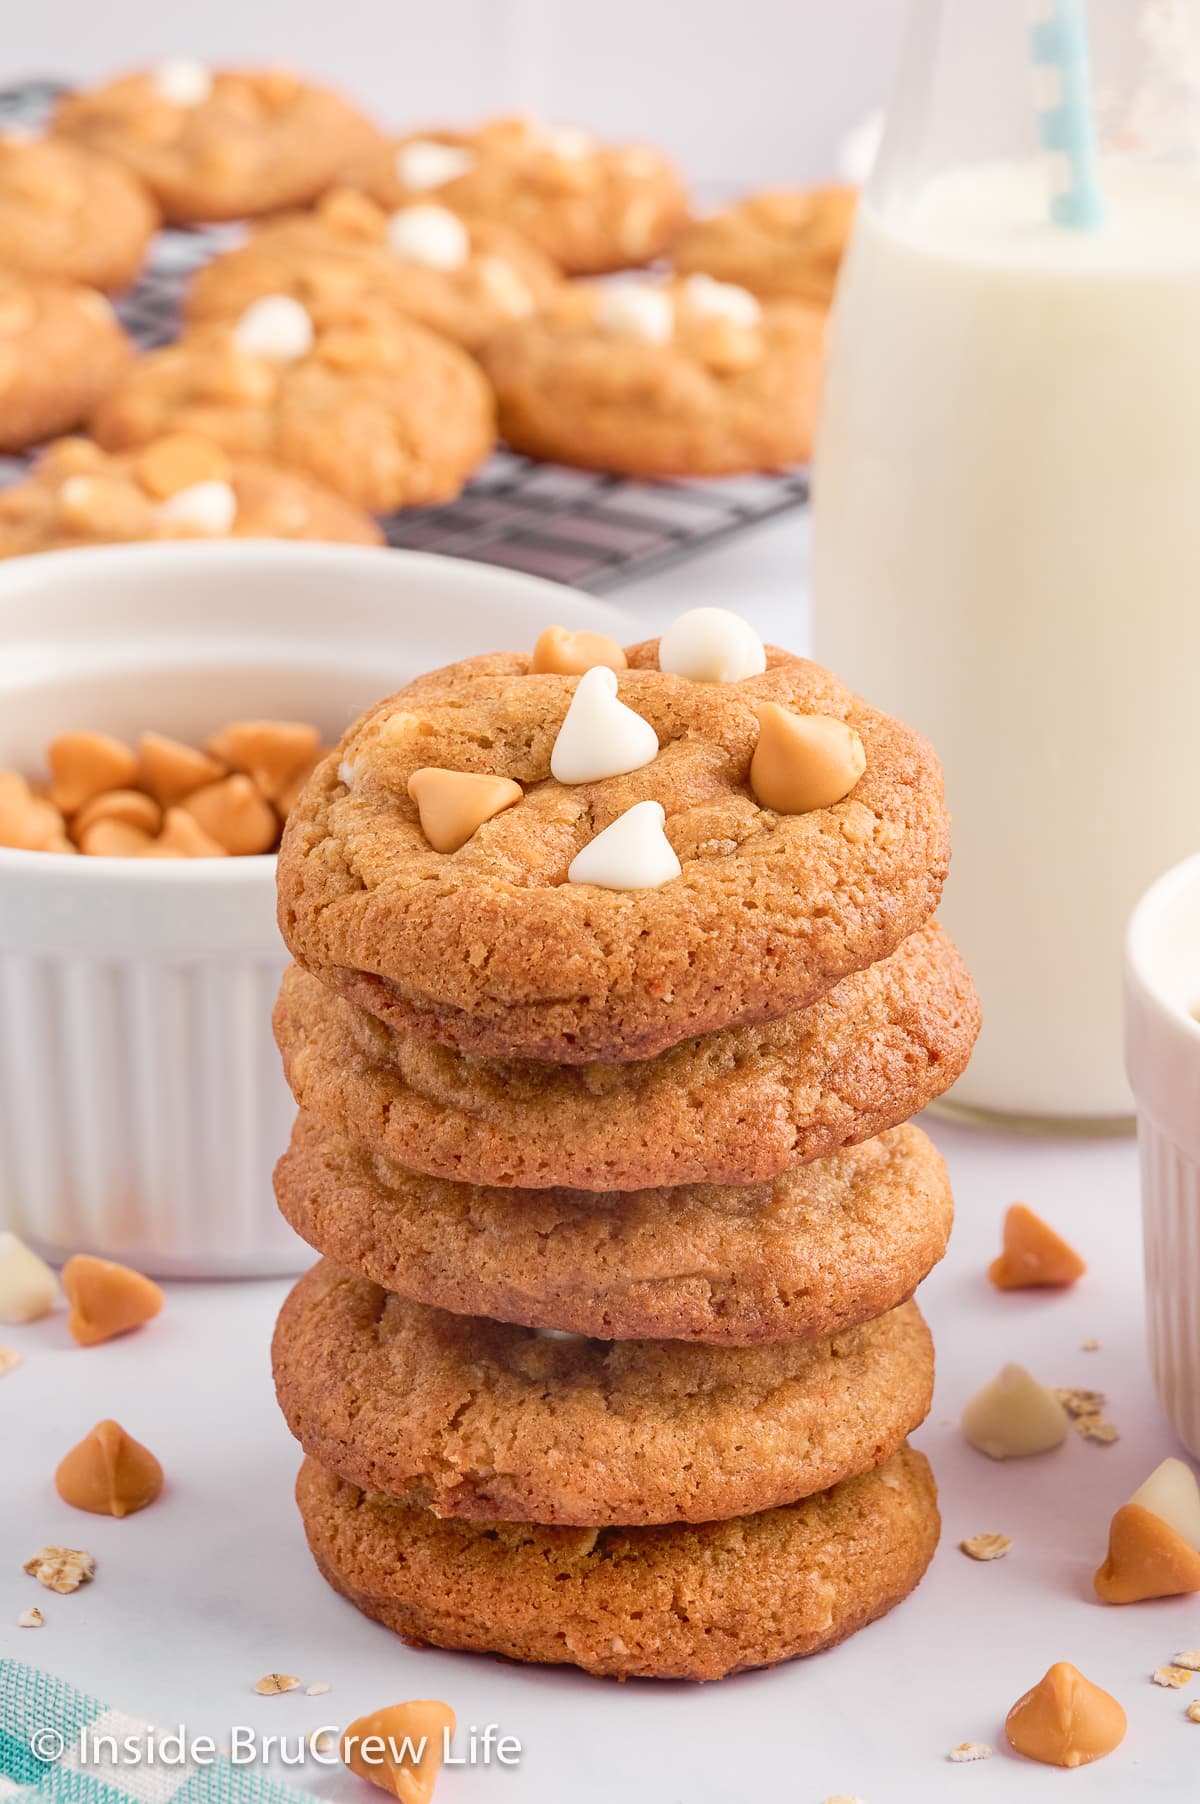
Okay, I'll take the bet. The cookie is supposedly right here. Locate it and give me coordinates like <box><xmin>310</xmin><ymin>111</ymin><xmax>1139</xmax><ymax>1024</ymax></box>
<box><xmin>481</xmin><ymin>276</ymin><xmax>822</xmax><ymax>475</ymax></box>
<box><xmin>277</xmin><ymin>641</ymin><xmax>950</xmax><ymax>1062</ymax></box>
<box><xmin>0</xmin><ymin>134</ymin><xmax>157</xmax><ymax>292</ymax></box>
<box><xmin>52</xmin><ymin>64</ymin><xmax>380</xmax><ymax>225</ymax></box>
<box><xmin>350</xmin><ymin>116</ymin><xmax>687</xmax><ymax>275</ymax></box>
<box><xmin>275</xmin><ymin>1264</ymin><xmax>933</xmax><ymax>1526</ymax></box>
<box><xmin>91</xmin><ymin>302</ymin><xmax>494</xmax><ymax>512</ymax></box>
<box><xmin>186</xmin><ymin>188</ymin><xmax>561</xmax><ymax>355</ymax></box>
<box><xmin>275</xmin><ymin>1116</ymin><xmax>952</xmax><ymax>1345</ymax></box>
<box><xmin>296</xmin><ymin>1444</ymin><xmax>939</xmax><ymax>1681</ymax></box>
<box><xmin>0</xmin><ymin>274</ymin><xmax>131</xmax><ymax>453</ymax></box>
<box><xmin>673</xmin><ymin>186</ymin><xmax>857</xmax><ymax>308</ymax></box>
<box><xmin>0</xmin><ymin>434</ymin><xmax>382</xmax><ymax>555</ymax></box>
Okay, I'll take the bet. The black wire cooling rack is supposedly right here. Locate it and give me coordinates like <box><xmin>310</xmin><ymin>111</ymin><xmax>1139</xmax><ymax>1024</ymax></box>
<box><xmin>0</xmin><ymin>79</ymin><xmax>810</xmax><ymax>594</ymax></box>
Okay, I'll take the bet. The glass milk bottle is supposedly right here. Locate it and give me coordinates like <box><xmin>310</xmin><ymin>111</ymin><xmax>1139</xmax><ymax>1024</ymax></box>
<box><xmin>812</xmin><ymin>0</ymin><xmax>1200</xmax><ymax>1128</ymax></box>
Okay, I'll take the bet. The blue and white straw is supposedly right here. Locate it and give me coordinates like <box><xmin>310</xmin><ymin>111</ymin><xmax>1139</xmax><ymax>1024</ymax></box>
<box><xmin>1028</xmin><ymin>0</ymin><xmax>1106</xmax><ymax>229</ymax></box>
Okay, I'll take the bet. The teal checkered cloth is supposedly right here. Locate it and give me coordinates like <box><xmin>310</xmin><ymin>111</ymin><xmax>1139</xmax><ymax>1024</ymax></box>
<box><xmin>0</xmin><ymin>1664</ymin><xmax>311</xmax><ymax>1804</ymax></box>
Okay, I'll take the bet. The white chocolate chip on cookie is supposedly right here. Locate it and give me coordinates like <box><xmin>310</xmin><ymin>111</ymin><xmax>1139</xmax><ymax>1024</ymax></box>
<box><xmin>157</xmin><ymin>479</ymin><xmax>238</xmax><ymax>535</ymax></box>
<box><xmin>595</xmin><ymin>284</ymin><xmax>674</xmax><ymax>345</ymax></box>
<box><xmin>232</xmin><ymin>294</ymin><xmax>314</xmax><ymax>363</ymax></box>
<box><xmin>659</xmin><ymin>607</ymin><xmax>766</xmax><ymax>683</ymax></box>
<box><xmin>150</xmin><ymin>58</ymin><xmax>213</xmax><ymax>108</ymax></box>
<box><xmin>567</xmin><ymin>799</ymin><xmax>681</xmax><ymax>891</ymax></box>
<box><xmin>386</xmin><ymin>204</ymin><xmax>471</xmax><ymax>271</ymax></box>
<box><xmin>395</xmin><ymin>139</ymin><xmax>475</xmax><ymax>191</ymax></box>
<box><xmin>550</xmin><ymin>666</ymin><xmax>659</xmax><ymax>785</ymax></box>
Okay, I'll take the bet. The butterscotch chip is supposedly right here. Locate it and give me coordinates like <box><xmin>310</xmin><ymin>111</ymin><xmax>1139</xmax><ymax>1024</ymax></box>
<box><xmin>991</xmin><ymin>1205</ymin><xmax>1086</xmax><ymax>1289</ymax></box>
<box><xmin>73</xmin><ymin>788</ymin><xmax>162</xmax><ymax>838</ymax></box>
<box><xmin>78</xmin><ymin>817</ymin><xmax>156</xmax><ymax>857</ymax></box>
<box><xmin>17</xmin><ymin>1606</ymin><xmax>43</xmax><ymax>1628</ymax></box>
<box><xmin>750</xmin><ymin>703</ymin><xmax>866</xmax><ymax>814</ymax></box>
<box><xmin>23</xmin><ymin>1545</ymin><xmax>95</xmax><ymax>1593</ymax></box>
<box><xmin>136</xmin><ymin>432</ymin><xmax>233</xmax><ymax>497</ymax></box>
<box><xmin>62</xmin><ymin>1253</ymin><xmax>164</xmax><ymax>1346</ymax></box>
<box><xmin>55</xmin><ymin>1419</ymin><xmax>163</xmax><ymax>1518</ymax></box>
<box><xmin>253</xmin><ymin>1673</ymin><xmax>301</xmax><ymax>1696</ymax></box>
<box><xmin>181</xmin><ymin>774</ymin><xmax>278</xmax><ymax>855</ymax></box>
<box><xmin>137</xmin><ymin>732</ymin><xmax>224</xmax><ymax>806</ymax></box>
<box><xmin>1006</xmin><ymin>1662</ymin><xmax>1126</xmax><ymax>1768</ymax></box>
<box><xmin>1094</xmin><ymin>1503</ymin><xmax>1200</xmax><ymax>1604</ymax></box>
<box><xmin>205</xmin><ymin>720</ymin><xmax>320</xmax><ymax>803</ymax></box>
<box><xmin>407</xmin><ymin>767</ymin><xmax>523</xmax><ymax>854</ymax></box>
<box><xmin>1153</xmin><ymin>1666</ymin><xmax>1193</xmax><ymax>1689</ymax></box>
<box><xmin>341</xmin><ymin>1701</ymin><xmax>455</xmax><ymax>1802</ymax></box>
<box><xmin>0</xmin><ymin>771</ymin><xmax>72</xmax><ymax>852</ymax></box>
<box><xmin>960</xmin><ymin>1532</ymin><xmax>1012</xmax><ymax>1562</ymax></box>
<box><xmin>529</xmin><ymin>625</ymin><xmax>628</xmax><ymax>677</ymax></box>
<box><xmin>144</xmin><ymin>807</ymin><xmax>229</xmax><ymax>858</ymax></box>
<box><xmin>47</xmin><ymin>732</ymin><xmax>138</xmax><ymax>814</ymax></box>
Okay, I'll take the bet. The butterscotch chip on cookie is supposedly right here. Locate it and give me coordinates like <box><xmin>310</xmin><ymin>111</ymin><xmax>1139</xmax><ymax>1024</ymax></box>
<box><xmin>296</xmin><ymin>1444</ymin><xmax>939</xmax><ymax>1681</ymax></box>
<box><xmin>351</xmin><ymin>116</ymin><xmax>687</xmax><ymax>275</ymax></box>
<box><xmin>673</xmin><ymin>187</ymin><xmax>858</xmax><ymax>308</ymax></box>
<box><xmin>481</xmin><ymin>277</ymin><xmax>823</xmax><ymax>475</ymax></box>
<box><xmin>274</xmin><ymin>1263</ymin><xmax>934</xmax><ymax>1525</ymax></box>
<box><xmin>0</xmin><ymin>435</ymin><xmax>383</xmax><ymax>555</ymax></box>
<box><xmin>0</xmin><ymin>274</ymin><xmax>131</xmax><ymax>452</ymax></box>
<box><xmin>275</xmin><ymin>1117</ymin><xmax>953</xmax><ymax>1345</ymax></box>
<box><xmin>0</xmin><ymin>135</ymin><xmax>157</xmax><ymax>292</ymax></box>
<box><xmin>91</xmin><ymin>306</ymin><xmax>494</xmax><ymax>512</ymax></box>
<box><xmin>52</xmin><ymin>65</ymin><xmax>380</xmax><ymax>225</ymax></box>
<box><xmin>187</xmin><ymin>189</ymin><xmax>561</xmax><ymax>354</ymax></box>
<box><xmin>277</xmin><ymin>642</ymin><xmax>950</xmax><ymax>1061</ymax></box>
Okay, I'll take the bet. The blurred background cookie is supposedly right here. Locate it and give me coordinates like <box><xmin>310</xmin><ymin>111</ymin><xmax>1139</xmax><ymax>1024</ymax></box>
<box><xmin>672</xmin><ymin>186</ymin><xmax>857</xmax><ymax>308</ymax></box>
<box><xmin>0</xmin><ymin>132</ymin><xmax>157</xmax><ymax>291</ymax></box>
<box><xmin>0</xmin><ymin>272</ymin><xmax>131</xmax><ymax>452</ymax></box>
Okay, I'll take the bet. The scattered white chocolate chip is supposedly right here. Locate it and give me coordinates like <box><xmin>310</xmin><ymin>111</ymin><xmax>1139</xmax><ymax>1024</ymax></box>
<box><xmin>567</xmin><ymin>799</ymin><xmax>681</xmax><ymax>892</ymax></box>
<box><xmin>595</xmin><ymin>284</ymin><xmax>674</xmax><ymax>345</ymax></box>
<box><xmin>17</xmin><ymin>1607</ymin><xmax>43</xmax><ymax>1629</ymax></box>
<box><xmin>947</xmin><ymin>1744</ymin><xmax>993</xmax><ymax>1763</ymax></box>
<box><xmin>253</xmin><ymin>1673</ymin><xmax>302</xmax><ymax>1696</ymax></box>
<box><xmin>157</xmin><ymin>479</ymin><xmax>237</xmax><ymax>536</ymax></box>
<box><xmin>0</xmin><ymin>1345</ymin><xmax>22</xmax><ymax>1376</ymax></box>
<box><xmin>1154</xmin><ymin>1666</ymin><xmax>1194</xmax><ymax>1689</ymax></box>
<box><xmin>550</xmin><ymin>666</ymin><xmax>659</xmax><ymax>785</ymax></box>
<box><xmin>0</xmin><ymin>1232</ymin><xmax>58</xmax><ymax>1324</ymax></box>
<box><xmin>658</xmin><ymin>606</ymin><xmax>766</xmax><ymax>684</ymax></box>
<box><xmin>305</xmin><ymin>1681</ymin><xmax>330</xmax><ymax>1697</ymax></box>
<box><xmin>23</xmin><ymin>1546</ymin><xmax>94</xmax><ymax>1594</ymax></box>
<box><xmin>1174</xmin><ymin>1650</ymin><xmax>1200</xmax><ymax>1671</ymax></box>
<box><xmin>151</xmin><ymin>58</ymin><xmax>213</xmax><ymax>108</ymax></box>
<box><xmin>232</xmin><ymin>294</ymin><xmax>314</xmax><ymax>363</ymax></box>
<box><xmin>395</xmin><ymin>139</ymin><xmax>476</xmax><ymax>191</ymax></box>
<box><xmin>960</xmin><ymin>1362</ymin><xmax>1069</xmax><ymax>1460</ymax></box>
<box><xmin>1129</xmin><ymin>1458</ymin><xmax>1200</xmax><ymax>1549</ymax></box>
<box><xmin>386</xmin><ymin>204</ymin><xmax>471</xmax><ymax>271</ymax></box>
<box><xmin>959</xmin><ymin>1531</ymin><xmax>1012</xmax><ymax>1562</ymax></box>
<box><xmin>680</xmin><ymin>272</ymin><xmax>762</xmax><ymax>326</ymax></box>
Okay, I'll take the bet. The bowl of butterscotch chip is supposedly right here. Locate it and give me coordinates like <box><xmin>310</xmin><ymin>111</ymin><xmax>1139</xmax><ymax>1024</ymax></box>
<box><xmin>0</xmin><ymin>538</ymin><xmax>626</xmax><ymax>1275</ymax></box>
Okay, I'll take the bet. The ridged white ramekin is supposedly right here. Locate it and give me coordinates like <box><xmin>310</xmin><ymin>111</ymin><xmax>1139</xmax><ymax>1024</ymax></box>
<box><xmin>0</xmin><ymin>541</ymin><xmax>629</xmax><ymax>1277</ymax></box>
<box><xmin>1126</xmin><ymin>850</ymin><xmax>1200</xmax><ymax>1456</ymax></box>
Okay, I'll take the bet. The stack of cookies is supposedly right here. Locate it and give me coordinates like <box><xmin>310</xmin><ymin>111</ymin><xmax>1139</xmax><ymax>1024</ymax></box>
<box><xmin>269</xmin><ymin>607</ymin><xmax>979</xmax><ymax>1681</ymax></box>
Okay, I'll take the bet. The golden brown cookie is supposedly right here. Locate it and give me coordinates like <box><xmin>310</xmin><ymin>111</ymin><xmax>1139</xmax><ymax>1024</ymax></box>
<box><xmin>90</xmin><ymin>302</ymin><xmax>494</xmax><ymax>512</ymax></box>
<box><xmin>52</xmin><ymin>64</ymin><xmax>380</xmax><ymax>225</ymax></box>
<box><xmin>186</xmin><ymin>188</ymin><xmax>561</xmax><ymax>355</ymax></box>
<box><xmin>0</xmin><ymin>434</ymin><xmax>383</xmax><ymax>555</ymax></box>
<box><xmin>0</xmin><ymin>134</ymin><xmax>157</xmax><ymax>292</ymax></box>
<box><xmin>275</xmin><ymin>919</ymin><xmax>976</xmax><ymax>1195</ymax></box>
<box><xmin>277</xmin><ymin>641</ymin><xmax>950</xmax><ymax>1062</ymax></box>
<box><xmin>350</xmin><ymin>116</ymin><xmax>687</xmax><ymax>275</ymax></box>
<box><xmin>274</xmin><ymin>1263</ymin><xmax>934</xmax><ymax>1526</ymax></box>
<box><xmin>673</xmin><ymin>186</ymin><xmax>858</xmax><ymax>308</ymax></box>
<box><xmin>481</xmin><ymin>276</ymin><xmax>822</xmax><ymax>474</ymax></box>
<box><xmin>275</xmin><ymin>1116</ymin><xmax>953</xmax><ymax>1345</ymax></box>
<box><xmin>296</xmin><ymin>1444</ymin><xmax>939</xmax><ymax>1680</ymax></box>
<box><xmin>0</xmin><ymin>273</ymin><xmax>131</xmax><ymax>453</ymax></box>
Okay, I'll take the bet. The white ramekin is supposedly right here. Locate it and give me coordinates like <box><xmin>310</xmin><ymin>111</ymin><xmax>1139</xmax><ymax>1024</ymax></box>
<box><xmin>0</xmin><ymin>541</ymin><xmax>630</xmax><ymax>1278</ymax></box>
<box><xmin>1125</xmin><ymin>850</ymin><xmax>1200</xmax><ymax>1456</ymax></box>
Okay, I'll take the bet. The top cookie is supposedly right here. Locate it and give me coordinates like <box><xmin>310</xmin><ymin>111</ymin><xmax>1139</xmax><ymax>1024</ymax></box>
<box><xmin>350</xmin><ymin>116</ymin><xmax>688</xmax><ymax>275</ymax></box>
<box><xmin>0</xmin><ymin>133</ymin><xmax>157</xmax><ymax>292</ymax></box>
<box><xmin>672</xmin><ymin>187</ymin><xmax>858</xmax><ymax>308</ymax></box>
<box><xmin>278</xmin><ymin>631</ymin><xmax>949</xmax><ymax>1062</ymax></box>
<box><xmin>52</xmin><ymin>64</ymin><xmax>380</xmax><ymax>224</ymax></box>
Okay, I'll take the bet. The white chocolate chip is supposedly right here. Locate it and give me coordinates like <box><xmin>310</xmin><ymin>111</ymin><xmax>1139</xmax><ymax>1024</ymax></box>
<box><xmin>337</xmin><ymin>759</ymin><xmax>357</xmax><ymax>789</ymax></box>
<box><xmin>394</xmin><ymin>139</ymin><xmax>475</xmax><ymax>191</ymax></box>
<box><xmin>567</xmin><ymin>799</ymin><xmax>681</xmax><ymax>892</ymax></box>
<box><xmin>150</xmin><ymin>58</ymin><xmax>213</xmax><ymax>108</ymax></box>
<box><xmin>532</xmin><ymin>1328</ymin><xmax>589</xmax><ymax>1341</ymax></box>
<box><xmin>232</xmin><ymin>294</ymin><xmax>314</xmax><ymax>363</ymax></box>
<box><xmin>1130</xmin><ymin>1457</ymin><xmax>1200</xmax><ymax>1550</ymax></box>
<box><xmin>659</xmin><ymin>607</ymin><xmax>766</xmax><ymax>683</ymax></box>
<box><xmin>545</xmin><ymin>127</ymin><xmax>593</xmax><ymax>161</ymax></box>
<box><xmin>960</xmin><ymin>1362</ymin><xmax>1069</xmax><ymax>1460</ymax></box>
<box><xmin>550</xmin><ymin>666</ymin><xmax>659</xmax><ymax>785</ymax></box>
<box><xmin>386</xmin><ymin>204</ymin><xmax>471</xmax><ymax>271</ymax></box>
<box><xmin>595</xmin><ymin>284</ymin><xmax>674</xmax><ymax>345</ymax></box>
<box><xmin>0</xmin><ymin>1231</ymin><xmax>58</xmax><ymax>1325</ymax></box>
<box><xmin>156</xmin><ymin>479</ymin><xmax>237</xmax><ymax>536</ymax></box>
<box><xmin>681</xmin><ymin>272</ymin><xmax>762</xmax><ymax>326</ymax></box>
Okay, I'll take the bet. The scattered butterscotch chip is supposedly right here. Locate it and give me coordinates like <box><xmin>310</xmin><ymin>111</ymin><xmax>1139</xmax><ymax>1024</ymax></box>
<box><xmin>305</xmin><ymin>1681</ymin><xmax>330</xmax><ymax>1696</ymax></box>
<box><xmin>137</xmin><ymin>732</ymin><xmax>225</xmax><ymax>807</ymax></box>
<box><xmin>181</xmin><ymin>774</ymin><xmax>277</xmax><ymax>855</ymax></box>
<box><xmin>18</xmin><ymin>1606</ymin><xmax>44</xmax><ymax>1628</ymax></box>
<box><xmin>254</xmin><ymin>1673</ymin><xmax>302</xmax><ymax>1696</ymax></box>
<box><xmin>1188</xmin><ymin>1701</ymin><xmax>1200</xmax><ymax>1723</ymax></box>
<box><xmin>947</xmin><ymin>1744</ymin><xmax>992</xmax><ymax>1763</ymax></box>
<box><xmin>1094</xmin><ymin>1504</ymin><xmax>1200</xmax><ymax>1604</ymax></box>
<box><xmin>1173</xmin><ymin>1650</ymin><xmax>1200</xmax><ymax>1671</ymax></box>
<box><xmin>143</xmin><ymin>807</ymin><xmax>229</xmax><ymax>859</ymax></box>
<box><xmin>341</xmin><ymin>1701</ymin><xmax>456</xmax><ymax>1803</ymax></box>
<box><xmin>0</xmin><ymin>1345</ymin><xmax>22</xmax><ymax>1376</ymax></box>
<box><xmin>55</xmin><ymin>1419</ymin><xmax>163</xmax><ymax>1518</ymax></box>
<box><xmin>205</xmin><ymin>721</ymin><xmax>322</xmax><ymax>805</ymax></box>
<box><xmin>988</xmin><ymin>1202</ymin><xmax>1086</xmax><ymax>1290</ymax></box>
<box><xmin>960</xmin><ymin>1531</ymin><xmax>1012</xmax><ymax>1562</ymax></box>
<box><xmin>750</xmin><ymin>703</ymin><xmax>866</xmax><ymax>815</ymax></box>
<box><xmin>47</xmin><ymin>732</ymin><xmax>138</xmax><ymax>814</ymax></box>
<box><xmin>408</xmin><ymin>767</ymin><xmax>523</xmax><ymax>854</ymax></box>
<box><xmin>530</xmin><ymin>625</ymin><xmax>628</xmax><ymax>677</ymax></box>
<box><xmin>73</xmin><ymin>788</ymin><xmax>161</xmax><ymax>839</ymax></box>
<box><xmin>1081</xmin><ymin>1337</ymin><xmax>1101</xmax><ymax>1351</ymax></box>
<box><xmin>1005</xmin><ymin>1662</ymin><xmax>1126</xmax><ymax>1768</ymax></box>
<box><xmin>1153</xmin><ymin>1666</ymin><xmax>1193</xmax><ymax>1689</ymax></box>
<box><xmin>23</xmin><ymin>1545</ymin><xmax>95</xmax><ymax>1593</ymax></box>
<box><xmin>78</xmin><ymin>817</ymin><xmax>156</xmax><ymax>858</ymax></box>
<box><xmin>61</xmin><ymin>1253</ymin><xmax>164</xmax><ymax>1347</ymax></box>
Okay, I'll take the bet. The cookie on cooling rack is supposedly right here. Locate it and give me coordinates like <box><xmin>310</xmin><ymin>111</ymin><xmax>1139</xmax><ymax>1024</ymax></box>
<box><xmin>350</xmin><ymin>115</ymin><xmax>687</xmax><ymax>276</ymax></box>
<box><xmin>90</xmin><ymin>296</ymin><xmax>495</xmax><ymax>513</ymax></box>
<box><xmin>0</xmin><ymin>271</ymin><xmax>131</xmax><ymax>453</ymax></box>
<box><xmin>480</xmin><ymin>273</ymin><xmax>824</xmax><ymax>475</ymax></box>
<box><xmin>0</xmin><ymin>131</ymin><xmax>157</xmax><ymax>292</ymax></box>
<box><xmin>672</xmin><ymin>185</ymin><xmax>858</xmax><ymax>309</ymax></box>
<box><xmin>0</xmin><ymin>433</ymin><xmax>382</xmax><ymax>555</ymax></box>
<box><xmin>186</xmin><ymin>188</ymin><xmax>561</xmax><ymax>355</ymax></box>
<box><xmin>52</xmin><ymin>62</ymin><xmax>380</xmax><ymax>224</ymax></box>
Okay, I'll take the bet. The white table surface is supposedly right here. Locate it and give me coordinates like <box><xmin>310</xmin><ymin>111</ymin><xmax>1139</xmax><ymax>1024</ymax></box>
<box><xmin>2</xmin><ymin>517</ymin><xmax>1190</xmax><ymax>1803</ymax></box>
